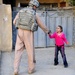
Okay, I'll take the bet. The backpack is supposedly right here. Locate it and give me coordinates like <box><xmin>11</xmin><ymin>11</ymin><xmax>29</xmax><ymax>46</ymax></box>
<box><xmin>16</xmin><ymin>7</ymin><xmax>38</xmax><ymax>32</ymax></box>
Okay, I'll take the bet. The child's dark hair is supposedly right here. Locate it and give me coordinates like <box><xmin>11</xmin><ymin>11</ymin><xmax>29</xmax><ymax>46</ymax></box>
<box><xmin>58</xmin><ymin>25</ymin><xmax>63</xmax><ymax>32</ymax></box>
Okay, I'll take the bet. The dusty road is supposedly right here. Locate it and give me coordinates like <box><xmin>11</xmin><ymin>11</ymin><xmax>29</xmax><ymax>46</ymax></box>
<box><xmin>0</xmin><ymin>47</ymin><xmax>75</xmax><ymax>75</ymax></box>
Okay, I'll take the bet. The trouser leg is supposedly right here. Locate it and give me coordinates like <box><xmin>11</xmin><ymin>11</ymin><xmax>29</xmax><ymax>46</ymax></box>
<box><xmin>60</xmin><ymin>46</ymin><xmax>68</xmax><ymax>67</ymax></box>
<box><xmin>14</xmin><ymin>29</ymin><xmax>24</xmax><ymax>73</ymax></box>
<box><xmin>14</xmin><ymin>48</ymin><xmax>24</xmax><ymax>73</ymax></box>
<box><xmin>54</xmin><ymin>46</ymin><xmax>59</xmax><ymax>65</ymax></box>
<box><xmin>30</xmin><ymin>33</ymin><xmax>36</xmax><ymax>63</ymax></box>
<box><xmin>23</xmin><ymin>30</ymin><xmax>35</xmax><ymax>70</ymax></box>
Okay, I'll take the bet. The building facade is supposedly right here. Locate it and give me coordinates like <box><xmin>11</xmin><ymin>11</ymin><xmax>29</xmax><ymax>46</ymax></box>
<box><xmin>0</xmin><ymin>0</ymin><xmax>69</xmax><ymax>9</ymax></box>
<box><xmin>15</xmin><ymin>0</ymin><xmax>69</xmax><ymax>8</ymax></box>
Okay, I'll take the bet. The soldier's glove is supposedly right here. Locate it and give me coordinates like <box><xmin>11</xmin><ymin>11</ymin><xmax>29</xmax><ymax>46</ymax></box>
<box><xmin>16</xmin><ymin>27</ymin><xmax>19</xmax><ymax>29</ymax></box>
<box><xmin>48</xmin><ymin>30</ymin><xmax>51</xmax><ymax>34</ymax></box>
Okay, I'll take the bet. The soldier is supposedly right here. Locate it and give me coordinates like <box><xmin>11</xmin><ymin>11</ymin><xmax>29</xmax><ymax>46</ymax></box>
<box><xmin>13</xmin><ymin>0</ymin><xmax>50</xmax><ymax>75</ymax></box>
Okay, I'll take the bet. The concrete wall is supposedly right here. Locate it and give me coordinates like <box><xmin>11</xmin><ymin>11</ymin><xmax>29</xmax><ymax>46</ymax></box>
<box><xmin>0</xmin><ymin>4</ymin><xmax>12</xmax><ymax>51</ymax></box>
<box><xmin>0</xmin><ymin>0</ymin><xmax>2</xmax><ymax>4</ymax></box>
<box><xmin>0</xmin><ymin>0</ymin><xmax>3</xmax><ymax>4</ymax></box>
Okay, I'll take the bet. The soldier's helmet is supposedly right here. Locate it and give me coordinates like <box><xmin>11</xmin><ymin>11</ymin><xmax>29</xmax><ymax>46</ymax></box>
<box><xmin>29</xmin><ymin>0</ymin><xmax>39</xmax><ymax>7</ymax></box>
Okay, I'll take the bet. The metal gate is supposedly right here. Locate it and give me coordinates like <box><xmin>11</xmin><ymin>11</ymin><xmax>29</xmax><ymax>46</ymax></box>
<box><xmin>12</xmin><ymin>10</ymin><xmax>74</xmax><ymax>48</ymax></box>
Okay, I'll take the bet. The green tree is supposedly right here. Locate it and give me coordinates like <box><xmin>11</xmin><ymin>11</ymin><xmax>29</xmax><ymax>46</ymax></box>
<box><xmin>73</xmin><ymin>0</ymin><xmax>75</xmax><ymax>6</ymax></box>
<box><xmin>66</xmin><ymin>0</ymin><xmax>75</xmax><ymax>6</ymax></box>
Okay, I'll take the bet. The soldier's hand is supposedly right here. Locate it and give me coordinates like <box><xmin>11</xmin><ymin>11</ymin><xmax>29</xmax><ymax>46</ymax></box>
<box><xmin>48</xmin><ymin>30</ymin><xmax>51</xmax><ymax>34</ymax></box>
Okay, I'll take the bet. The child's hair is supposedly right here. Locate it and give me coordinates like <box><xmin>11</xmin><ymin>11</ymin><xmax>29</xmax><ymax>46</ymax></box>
<box><xmin>58</xmin><ymin>25</ymin><xmax>63</xmax><ymax>32</ymax></box>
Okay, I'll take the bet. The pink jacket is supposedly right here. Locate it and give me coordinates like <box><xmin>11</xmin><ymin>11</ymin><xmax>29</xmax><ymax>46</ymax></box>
<box><xmin>49</xmin><ymin>32</ymin><xmax>68</xmax><ymax>46</ymax></box>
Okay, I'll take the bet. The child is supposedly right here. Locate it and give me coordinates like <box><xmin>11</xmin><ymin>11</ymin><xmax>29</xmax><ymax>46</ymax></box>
<box><xmin>49</xmin><ymin>25</ymin><xmax>69</xmax><ymax>68</ymax></box>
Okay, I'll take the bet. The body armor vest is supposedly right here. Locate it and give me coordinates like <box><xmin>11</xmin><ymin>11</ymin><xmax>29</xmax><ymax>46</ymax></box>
<box><xmin>16</xmin><ymin>7</ymin><xmax>38</xmax><ymax>32</ymax></box>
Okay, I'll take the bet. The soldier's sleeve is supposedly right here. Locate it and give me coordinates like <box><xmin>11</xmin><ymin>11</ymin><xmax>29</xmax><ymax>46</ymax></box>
<box><xmin>36</xmin><ymin>13</ymin><xmax>50</xmax><ymax>34</ymax></box>
<box><xmin>13</xmin><ymin>12</ymin><xmax>19</xmax><ymax>25</ymax></box>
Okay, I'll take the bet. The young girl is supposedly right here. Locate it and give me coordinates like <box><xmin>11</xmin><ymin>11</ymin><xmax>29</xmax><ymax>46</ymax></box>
<box><xmin>49</xmin><ymin>25</ymin><xmax>69</xmax><ymax>68</ymax></box>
